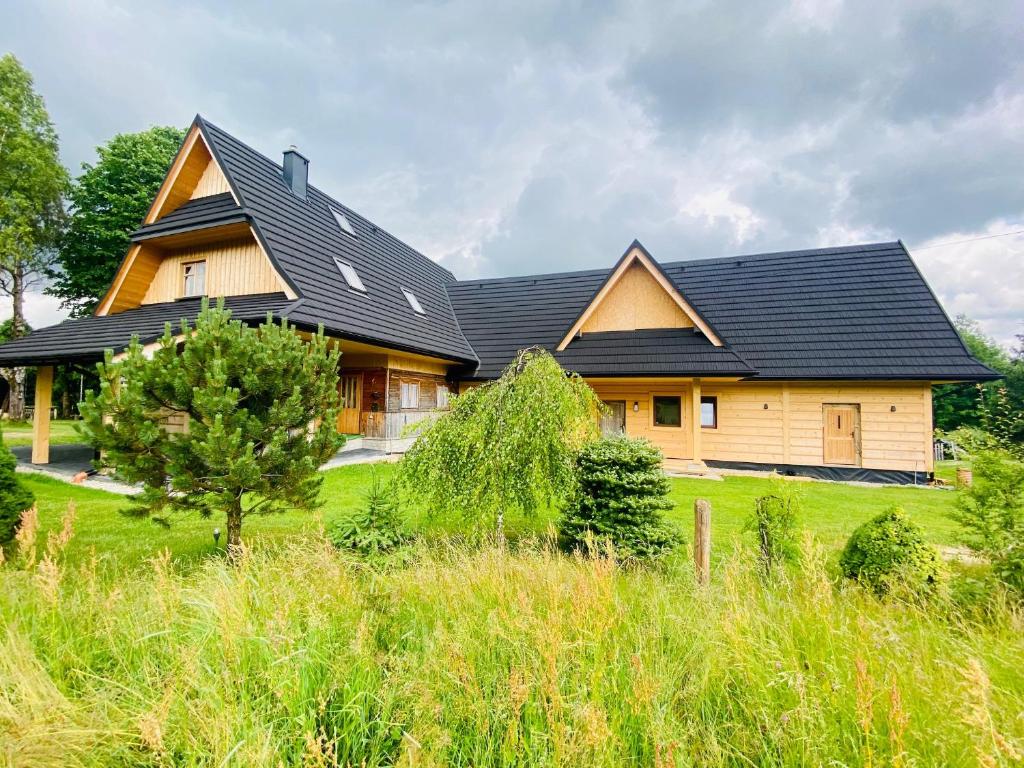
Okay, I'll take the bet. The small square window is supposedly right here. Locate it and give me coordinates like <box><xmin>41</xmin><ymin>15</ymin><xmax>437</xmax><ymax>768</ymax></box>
<box><xmin>701</xmin><ymin>396</ymin><xmax>718</xmax><ymax>428</ymax></box>
<box><xmin>653</xmin><ymin>396</ymin><xmax>681</xmax><ymax>427</ymax></box>
<box><xmin>400</xmin><ymin>381</ymin><xmax>420</xmax><ymax>409</ymax></box>
<box><xmin>183</xmin><ymin>260</ymin><xmax>206</xmax><ymax>297</ymax></box>
<box><xmin>402</xmin><ymin>288</ymin><xmax>425</xmax><ymax>314</ymax></box>
<box><xmin>333</xmin><ymin>258</ymin><xmax>366</xmax><ymax>292</ymax></box>
<box><xmin>330</xmin><ymin>207</ymin><xmax>356</xmax><ymax>236</ymax></box>
<box><xmin>436</xmin><ymin>384</ymin><xmax>449</xmax><ymax>409</ymax></box>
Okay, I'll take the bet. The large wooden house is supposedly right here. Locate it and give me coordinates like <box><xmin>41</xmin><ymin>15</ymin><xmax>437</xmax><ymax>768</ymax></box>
<box><xmin>0</xmin><ymin>116</ymin><xmax>997</xmax><ymax>482</ymax></box>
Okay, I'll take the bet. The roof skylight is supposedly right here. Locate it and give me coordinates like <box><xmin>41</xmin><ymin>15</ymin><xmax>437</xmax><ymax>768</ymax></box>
<box><xmin>334</xmin><ymin>258</ymin><xmax>366</xmax><ymax>292</ymax></box>
<box><xmin>330</xmin><ymin>207</ymin><xmax>356</xmax><ymax>237</ymax></box>
<box><xmin>402</xmin><ymin>288</ymin><xmax>425</xmax><ymax>315</ymax></box>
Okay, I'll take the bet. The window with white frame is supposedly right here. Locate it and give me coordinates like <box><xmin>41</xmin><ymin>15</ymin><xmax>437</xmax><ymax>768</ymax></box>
<box><xmin>436</xmin><ymin>384</ymin><xmax>450</xmax><ymax>409</ymax></box>
<box><xmin>400</xmin><ymin>381</ymin><xmax>419</xmax><ymax>409</ymax></box>
<box><xmin>330</xmin><ymin>207</ymin><xmax>356</xmax><ymax>236</ymax></box>
<box><xmin>183</xmin><ymin>260</ymin><xmax>206</xmax><ymax>297</ymax></box>
<box><xmin>402</xmin><ymin>288</ymin><xmax>425</xmax><ymax>314</ymax></box>
<box><xmin>333</xmin><ymin>258</ymin><xmax>366</xmax><ymax>292</ymax></box>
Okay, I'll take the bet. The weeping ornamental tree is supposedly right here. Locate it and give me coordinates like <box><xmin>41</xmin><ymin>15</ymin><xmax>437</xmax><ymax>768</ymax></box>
<box><xmin>81</xmin><ymin>301</ymin><xmax>344</xmax><ymax>551</ymax></box>
<box><xmin>401</xmin><ymin>347</ymin><xmax>602</xmax><ymax>533</ymax></box>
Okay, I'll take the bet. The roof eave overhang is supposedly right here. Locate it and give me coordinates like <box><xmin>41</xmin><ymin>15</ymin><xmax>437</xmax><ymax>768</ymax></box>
<box><xmin>282</xmin><ymin>319</ymin><xmax>477</xmax><ymax>367</ymax></box>
<box><xmin>740</xmin><ymin>373</ymin><xmax>1004</xmax><ymax>383</ymax></box>
<box><xmin>130</xmin><ymin>212</ymin><xmax>250</xmax><ymax>243</ymax></box>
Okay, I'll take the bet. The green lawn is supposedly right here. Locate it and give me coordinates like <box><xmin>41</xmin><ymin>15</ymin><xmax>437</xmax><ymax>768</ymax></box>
<box><xmin>2</xmin><ymin>418</ymin><xmax>83</xmax><ymax>447</ymax></box>
<box><xmin>23</xmin><ymin>463</ymin><xmax>963</xmax><ymax>570</ymax></box>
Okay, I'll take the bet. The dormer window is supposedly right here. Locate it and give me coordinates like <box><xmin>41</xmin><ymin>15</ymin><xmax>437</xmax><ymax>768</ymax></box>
<box><xmin>331</xmin><ymin>207</ymin><xmax>356</xmax><ymax>237</ymax></box>
<box><xmin>402</xmin><ymin>288</ymin><xmax>425</xmax><ymax>314</ymax></box>
<box><xmin>334</xmin><ymin>258</ymin><xmax>366</xmax><ymax>292</ymax></box>
<box><xmin>183</xmin><ymin>260</ymin><xmax>206</xmax><ymax>297</ymax></box>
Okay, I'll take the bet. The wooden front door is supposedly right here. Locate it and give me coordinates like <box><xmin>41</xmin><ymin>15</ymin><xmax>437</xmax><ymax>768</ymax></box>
<box><xmin>823</xmin><ymin>404</ymin><xmax>859</xmax><ymax>465</ymax></box>
<box><xmin>600</xmin><ymin>400</ymin><xmax>626</xmax><ymax>436</ymax></box>
<box><xmin>337</xmin><ymin>373</ymin><xmax>362</xmax><ymax>434</ymax></box>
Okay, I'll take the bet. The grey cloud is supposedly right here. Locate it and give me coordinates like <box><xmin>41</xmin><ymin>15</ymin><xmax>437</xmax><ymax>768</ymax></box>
<box><xmin>0</xmin><ymin>0</ymin><xmax>1021</xmax><ymax>344</ymax></box>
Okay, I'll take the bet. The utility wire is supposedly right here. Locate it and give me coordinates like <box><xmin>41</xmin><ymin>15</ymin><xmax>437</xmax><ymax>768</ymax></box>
<box><xmin>912</xmin><ymin>228</ymin><xmax>1024</xmax><ymax>251</ymax></box>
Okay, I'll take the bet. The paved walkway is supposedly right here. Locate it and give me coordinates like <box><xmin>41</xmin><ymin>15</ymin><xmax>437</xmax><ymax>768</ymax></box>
<box><xmin>13</xmin><ymin>442</ymin><xmax>391</xmax><ymax>495</ymax></box>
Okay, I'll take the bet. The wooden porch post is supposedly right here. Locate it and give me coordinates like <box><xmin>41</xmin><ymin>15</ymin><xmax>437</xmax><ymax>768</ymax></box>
<box><xmin>691</xmin><ymin>377</ymin><xmax>702</xmax><ymax>465</ymax></box>
<box><xmin>32</xmin><ymin>365</ymin><xmax>54</xmax><ymax>465</ymax></box>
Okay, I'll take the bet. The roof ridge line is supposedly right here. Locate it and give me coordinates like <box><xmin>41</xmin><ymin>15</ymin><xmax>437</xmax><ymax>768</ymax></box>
<box><xmin>197</xmin><ymin>116</ymin><xmax>459</xmax><ymax>284</ymax></box>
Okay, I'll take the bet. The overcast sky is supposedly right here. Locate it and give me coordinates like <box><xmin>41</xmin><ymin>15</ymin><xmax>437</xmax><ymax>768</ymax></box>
<box><xmin>3</xmin><ymin>0</ymin><xmax>1022</xmax><ymax>347</ymax></box>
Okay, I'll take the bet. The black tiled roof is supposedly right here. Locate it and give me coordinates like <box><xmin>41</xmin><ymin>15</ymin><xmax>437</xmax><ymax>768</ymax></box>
<box><xmin>198</xmin><ymin>119</ymin><xmax>478</xmax><ymax>364</ymax></box>
<box><xmin>554</xmin><ymin>329</ymin><xmax>755</xmax><ymax>377</ymax></box>
<box><xmin>0</xmin><ymin>294</ymin><xmax>292</xmax><ymax>367</ymax></box>
<box><xmin>0</xmin><ymin>116</ymin><xmax>995</xmax><ymax>383</ymax></box>
<box><xmin>447</xmin><ymin>242</ymin><xmax>999</xmax><ymax>381</ymax></box>
<box><xmin>132</xmin><ymin>192</ymin><xmax>245</xmax><ymax>240</ymax></box>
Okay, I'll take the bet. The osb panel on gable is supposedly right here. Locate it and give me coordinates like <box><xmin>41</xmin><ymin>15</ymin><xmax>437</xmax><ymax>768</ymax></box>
<box><xmin>581</xmin><ymin>262</ymin><xmax>694</xmax><ymax>333</ymax></box>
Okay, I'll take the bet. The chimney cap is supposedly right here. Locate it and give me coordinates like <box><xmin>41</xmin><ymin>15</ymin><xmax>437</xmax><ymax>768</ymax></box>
<box><xmin>283</xmin><ymin>144</ymin><xmax>309</xmax><ymax>162</ymax></box>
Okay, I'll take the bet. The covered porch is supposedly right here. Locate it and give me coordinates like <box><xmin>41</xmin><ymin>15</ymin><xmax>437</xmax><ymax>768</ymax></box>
<box><xmin>587</xmin><ymin>377</ymin><xmax>732</xmax><ymax>473</ymax></box>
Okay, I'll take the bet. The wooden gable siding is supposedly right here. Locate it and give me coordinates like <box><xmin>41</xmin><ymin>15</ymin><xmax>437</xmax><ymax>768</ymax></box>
<box><xmin>557</xmin><ymin>245</ymin><xmax>722</xmax><ymax>350</ymax></box>
<box><xmin>142</xmin><ymin>236</ymin><xmax>288</xmax><ymax>304</ymax></box>
<box><xmin>581</xmin><ymin>262</ymin><xmax>694</xmax><ymax>333</ymax></box>
<box><xmin>190</xmin><ymin>157</ymin><xmax>231</xmax><ymax>199</ymax></box>
<box><xmin>145</xmin><ymin>125</ymin><xmax>236</xmax><ymax>224</ymax></box>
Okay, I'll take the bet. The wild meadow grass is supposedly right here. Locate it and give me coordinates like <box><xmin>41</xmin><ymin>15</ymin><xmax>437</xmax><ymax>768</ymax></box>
<box><xmin>2</xmin><ymin>504</ymin><xmax>1023</xmax><ymax>767</ymax></box>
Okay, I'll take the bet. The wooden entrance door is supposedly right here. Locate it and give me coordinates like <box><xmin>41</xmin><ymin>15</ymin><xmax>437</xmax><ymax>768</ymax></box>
<box><xmin>337</xmin><ymin>373</ymin><xmax>362</xmax><ymax>434</ymax></box>
<box><xmin>823</xmin><ymin>404</ymin><xmax>859</xmax><ymax>465</ymax></box>
<box><xmin>600</xmin><ymin>400</ymin><xmax>626</xmax><ymax>436</ymax></box>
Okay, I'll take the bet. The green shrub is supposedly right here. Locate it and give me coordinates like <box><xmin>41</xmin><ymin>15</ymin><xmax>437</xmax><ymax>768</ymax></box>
<box><xmin>953</xmin><ymin>449</ymin><xmax>1024</xmax><ymax>596</ymax></box>
<box><xmin>328</xmin><ymin>475</ymin><xmax>407</xmax><ymax>558</ymax></box>
<box><xmin>0</xmin><ymin>436</ymin><xmax>33</xmax><ymax>544</ymax></box>
<box><xmin>559</xmin><ymin>437</ymin><xmax>681</xmax><ymax>560</ymax></box>
<box><xmin>840</xmin><ymin>506</ymin><xmax>945</xmax><ymax>596</ymax></box>
<box><xmin>744</xmin><ymin>473</ymin><xmax>801</xmax><ymax>574</ymax></box>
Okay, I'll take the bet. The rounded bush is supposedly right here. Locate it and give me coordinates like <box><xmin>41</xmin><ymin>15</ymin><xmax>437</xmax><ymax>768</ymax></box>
<box><xmin>839</xmin><ymin>506</ymin><xmax>945</xmax><ymax>596</ymax></box>
<box><xmin>559</xmin><ymin>436</ymin><xmax>681</xmax><ymax>561</ymax></box>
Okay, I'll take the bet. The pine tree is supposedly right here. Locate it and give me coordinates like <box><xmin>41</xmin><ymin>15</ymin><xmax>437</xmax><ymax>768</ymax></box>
<box><xmin>80</xmin><ymin>300</ymin><xmax>344</xmax><ymax>553</ymax></box>
<box><xmin>0</xmin><ymin>432</ymin><xmax>34</xmax><ymax>544</ymax></box>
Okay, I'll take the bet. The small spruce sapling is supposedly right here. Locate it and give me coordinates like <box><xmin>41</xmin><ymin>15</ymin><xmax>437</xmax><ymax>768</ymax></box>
<box><xmin>559</xmin><ymin>436</ymin><xmax>681</xmax><ymax>561</ymax></box>
<box><xmin>328</xmin><ymin>473</ymin><xmax>407</xmax><ymax>557</ymax></box>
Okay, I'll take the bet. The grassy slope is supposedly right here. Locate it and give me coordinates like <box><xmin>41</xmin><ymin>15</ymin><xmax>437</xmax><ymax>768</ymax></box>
<box><xmin>3</xmin><ymin>419</ymin><xmax>83</xmax><ymax>446</ymax></box>
<box><xmin>25</xmin><ymin>462</ymin><xmax>962</xmax><ymax>569</ymax></box>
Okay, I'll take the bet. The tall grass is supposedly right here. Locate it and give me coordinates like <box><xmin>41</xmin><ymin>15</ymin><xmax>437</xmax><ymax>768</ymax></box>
<box><xmin>1</xmin><ymin>514</ymin><xmax>1023</xmax><ymax>766</ymax></box>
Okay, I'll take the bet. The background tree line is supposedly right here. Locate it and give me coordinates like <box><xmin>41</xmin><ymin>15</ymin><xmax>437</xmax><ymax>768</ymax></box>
<box><xmin>0</xmin><ymin>53</ymin><xmax>182</xmax><ymax>419</ymax></box>
<box><xmin>934</xmin><ymin>316</ymin><xmax>1024</xmax><ymax>445</ymax></box>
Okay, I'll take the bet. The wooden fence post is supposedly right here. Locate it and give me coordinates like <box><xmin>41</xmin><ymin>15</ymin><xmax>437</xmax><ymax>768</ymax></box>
<box><xmin>694</xmin><ymin>498</ymin><xmax>711</xmax><ymax>585</ymax></box>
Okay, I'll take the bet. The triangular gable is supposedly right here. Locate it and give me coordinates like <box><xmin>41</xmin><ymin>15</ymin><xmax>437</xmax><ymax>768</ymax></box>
<box><xmin>143</xmin><ymin>119</ymin><xmax>238</xmax><ymax>224</ymax></box>
<box><xmin>556</xmin><ymin>241</ymin><xmax>722</xmax><ymax>350</ymax></box>
<box><xmin>96</xmin><ymin>117</ymin><xmax>298</xmax><ymax>316</ymax></box>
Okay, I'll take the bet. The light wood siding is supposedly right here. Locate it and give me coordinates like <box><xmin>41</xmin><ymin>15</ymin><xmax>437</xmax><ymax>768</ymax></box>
<box><xmin>587</xmin><ymin>380</ymin><xmax>695</xmax><ymax>460</ymax></box>
<box><xmin>387</xmin><ymin>354</ymin><xmax>450</xmax><ymax>376</ymax></box>
<box><xmin>581</xmin><ymin>262</ymin><xmax>693</xmax><ymax>333</ymax></box>
<box><xmin>579</xmin><ymin>378</ymin><xmax>934</xmax><ymax>472</ymax></box>
<box><xmin>700</xmin><ymin>382</ymin><xmax>786</xmax><ymax>464</ymax></box>
<box><xmin>142</xmin><ymin>238</ymin><xmax>287</xmax><ymax>304</ymax></box>
<box><xmin>701</xmin><ymin>381</ymin><xmax>933</xmax><ymax>472</ymax></box>
<box><xmin>190</xmin><ymin>158</ymin><xmax>231</xmax><ymax>199</ymax></box>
